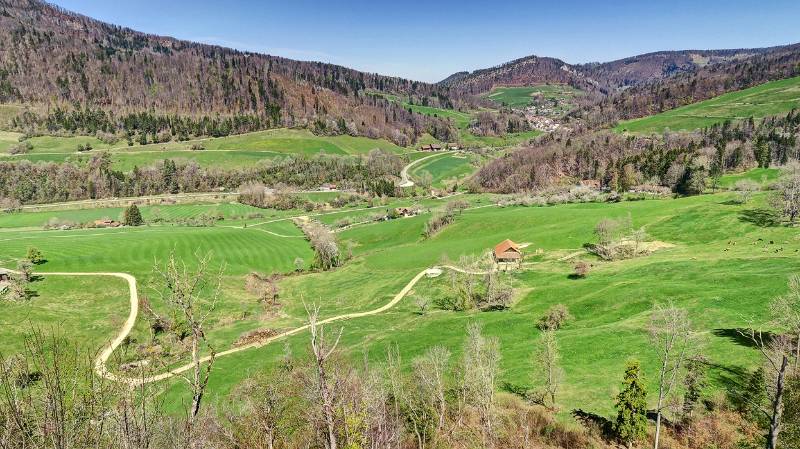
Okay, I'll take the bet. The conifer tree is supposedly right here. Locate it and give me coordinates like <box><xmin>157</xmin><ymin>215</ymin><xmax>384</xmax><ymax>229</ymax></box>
<box><xmin>123</xmin><ymin>204</ymin><xmax>144</xmax><ymax>226</ymax></box>
<box><xmin>614</xmin><ymin>360</ymin><xmax>648</xmax><ymax>448</ymax></box>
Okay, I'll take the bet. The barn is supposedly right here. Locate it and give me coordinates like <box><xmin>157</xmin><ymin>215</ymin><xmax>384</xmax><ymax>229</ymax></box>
<box><xmin>493</xmin><ymin>239</ymin><xmax>522</xmax><ymax>263</ymax></box>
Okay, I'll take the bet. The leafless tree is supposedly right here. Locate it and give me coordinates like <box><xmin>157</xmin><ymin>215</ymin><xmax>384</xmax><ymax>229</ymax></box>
<box><xmin>739</xmin><ymin>329</ymin><xmax>793</xmax><ymax>449</ymax></box>
<box><xmin>532</xmin><ymin>329</ymin><xmax>563</xmax><ymax>409</ymax></box>
<box><xmin>772</xmin><ymin>163</ymin><xmax>800</xmax><ymax>224</ymax></box>
<box><xmin>306</xmin><ymin>304</ymin><xmax>343</xmax><ymax>449</ymax></box>
<box><xmin>150</xmin><ymin>250</ymin><xmax>223</xmax><ymax>432</ymax></box>
<box><xmin>770</xmin><ymin>274</ymin><xmax>800</xmax><ymax>371</ymax></box>
<box><xmin>413</xmin><ymin>346</ymin><xmax>451</xmax><ymax>432</ymax></box>
<box><xmin>460</xmin><ymin>322</ymin><xmax>501</xmax><ymax>434</ymax></box>
<box><xmin>649</xmin><ymin>302</ymin><xmax>693</xmax><ymax>449</ymax></box>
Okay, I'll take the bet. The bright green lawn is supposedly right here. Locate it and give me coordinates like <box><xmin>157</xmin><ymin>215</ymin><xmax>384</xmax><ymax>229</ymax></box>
<box><xmin>410</xmin><ymin>153</ymin><xmax>476</xmax><ymax>188</ymax></box>
<box><xmin>718</xmin><ymin>168</ymin><xmax>781</xmax><ymax>189</ymax></box>
<box><xmin>616</xmin><ymin>76</ymin><xmax>800</xmax><ymax>134</ymax></box>
<box><xmin>2</xmin><ymin>192</ymin><xmax>798</xmax><ymax>421</ymax></box>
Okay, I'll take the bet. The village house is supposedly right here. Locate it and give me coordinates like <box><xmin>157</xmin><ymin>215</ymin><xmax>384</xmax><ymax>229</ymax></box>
<box><xmin>419</xmin><ymin>143</ymin><xmax>444</xmax><ymax>151</ymax></box>
<box><xmin>493</xmin><ymin>239</ymin><xmax>523</xmax><ymax>263</ymax></box>
<box><xmin>94</xmin><ymin>218</ymin><xmax>122</xmax><ymax>228</ymax></box>
<box><xmin>394</xmin><ymin>206</ymin><xmax>420</xmax><ymax>218</ymax></box>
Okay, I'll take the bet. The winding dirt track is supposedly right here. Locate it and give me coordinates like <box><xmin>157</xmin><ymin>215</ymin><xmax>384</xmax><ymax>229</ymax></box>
<box><xmin>37</xmin><ymin>265</ymin><xmax>484</xmax><ymax>386</ymax></box>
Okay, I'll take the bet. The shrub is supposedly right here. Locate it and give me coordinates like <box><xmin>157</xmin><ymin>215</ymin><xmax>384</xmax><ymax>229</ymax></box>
<box><xmin>7</xmin><ymin>141</ymin><xmax>33</xmax><ymax>155</ymax></box>
<box><xmin>424</xmin><ymin>211</ymin><xmax>455</xmax><ymax>238</ymax></box>
<box><xmin>77</xmin><ymin>142</ymin><xmax>93</xmax><ymax>152</ymax></box>
<box><xmin>573</xmin><ymin>261</ymin><xmax>590</xmax><ymax>278</ymax></box>
<box><xmin>538</xmin><ymin>304</ymin><xmax>573</xmax><ymax>330</ymax></box>
<box><xmin>190</xmin><ymin>143</ymin><xmax>206</xmax><ymax>151</ymax></box>
<box><xmin>733</xmin><ymin>179</ymin><xmax>760</xmax><ymax>204</ymax></box>
<box><xmin>96</xmin><ymin>131</ymin><xmax>119</xmax><ymax>145</ymax></box>
<box><xmin>26</xmin><ymin>247</ymin><xmax>44</xmax><ymax>264</ymax></box>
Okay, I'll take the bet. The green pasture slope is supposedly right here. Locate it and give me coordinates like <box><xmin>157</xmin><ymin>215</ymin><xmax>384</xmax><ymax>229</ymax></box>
<box><xmin>0</xmin><ymin>128</ymin><xmax>407</xmax><ymax>170</ymax></box>
<box><xmin>409</xmin><ymin>153</ymin><xmax>477</xmax><ymax>187</ymax></box>
<box><xmin>2</xmin><ymin>185</ymin><xmax>798</xmax><ymax>419</ymax></box>
<box><xmin>616</xmin><ymin>75</ymin><xmax>800</xmax><ymax>134</ymax></box>
<box><xmin>483</xmin><ymin>85</ymin><xmax>583</xmax><ymax>111</ymax></box>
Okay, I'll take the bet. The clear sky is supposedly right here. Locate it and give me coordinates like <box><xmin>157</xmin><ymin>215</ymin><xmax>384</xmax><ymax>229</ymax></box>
<box><xmin>52</xmin><ymin>0</ymin><xmax>800</xmax><ymax>83</ymax></box>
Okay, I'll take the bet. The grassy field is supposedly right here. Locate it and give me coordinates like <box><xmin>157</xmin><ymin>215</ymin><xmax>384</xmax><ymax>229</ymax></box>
<box><xmin>718</xmin><ymin>167</ymin><xmax>781</xmax><ymax>189</ymax></box>
<box><xmin>615</xmin><ymin>76</ymin><xmax>800</xmax><ymax>134</ymax></box>
<box><xmin>483</xmin><ymin>85</ymin><xmax>583</xmax><ymax>113</ymax></box>
<box><xmin>0</xmin><ymin>129</ymin><xmax>408</xmax><ymax>170</ymax></box>
<box><xmin>1</xmin><ymin>186</ymin><xmax>797</xmax><ymax>420</ymax></box>
<box><xmin>409</xmin><ymin>153</ymin><xmax>477</xmax><ymax>188</ymax></box>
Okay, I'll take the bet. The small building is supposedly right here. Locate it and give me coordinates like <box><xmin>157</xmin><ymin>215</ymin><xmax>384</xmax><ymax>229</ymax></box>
<box><xmin>419</xmin><ymin>143</ymin><xmax>444</xmax><ymax>151</ymax></box>
<box><xmin>494</xmin><ymin>239</ymin><xmax>522</xmax><ymax>263</ymax></box>
<box><xmin>394</xmin><ymin>206</ymin><xmax>420</xmax><ymax>218</ymax></box>
<box><xmin>319</xmin><ymin>183</ymin><xmax>338</xmax><ymax>191</ymax></box>
<box><xmin>579</xmin><ymin>179</ymin><xmax>601</xmax><ymax>190</ymax></box>
<box><xmin>94</xmin><ymin>218</ymin><xmax>122</xmax><ymax>228</ymax></box>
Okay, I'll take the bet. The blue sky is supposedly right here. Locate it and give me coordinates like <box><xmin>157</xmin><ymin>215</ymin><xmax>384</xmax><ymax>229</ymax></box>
<box><xmin>52</xmin><ymin>0</ymin><xmax>800</xmax><ymax>82</ymax></box>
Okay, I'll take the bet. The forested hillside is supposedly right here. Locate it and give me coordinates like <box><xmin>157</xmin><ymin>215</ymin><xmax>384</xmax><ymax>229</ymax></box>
<box><xmin>0</xmin><ymin>0</ymin><xmax>457</xmax><ymax>144</ymax></box>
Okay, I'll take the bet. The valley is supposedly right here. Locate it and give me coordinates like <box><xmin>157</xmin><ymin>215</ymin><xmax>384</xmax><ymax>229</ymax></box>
<box><xmin>2</xmin><ymin>1</ymin><xmax>800</xmax><ymax>448</ymax></box>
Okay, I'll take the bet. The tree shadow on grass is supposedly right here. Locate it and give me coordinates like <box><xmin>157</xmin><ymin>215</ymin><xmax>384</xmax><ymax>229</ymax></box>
<box><xmin>571</xmin><ymin>409</ymin><xmax>615</xmax><ymax>440</ymax></box>
<box><xmin>712</xmin><ymin>328</ymin><xmax>778</xmax><ymax>349</ymax></box>
<box><xmin>738</xmin><ymin>208</ymin><xmax>781</xmax><ymax>227</ymax></box>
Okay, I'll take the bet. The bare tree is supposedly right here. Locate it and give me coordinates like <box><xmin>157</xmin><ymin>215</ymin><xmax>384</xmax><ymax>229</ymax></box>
<box><xmin>460</xmin><ymin>322</ymin><xmax>501</xmax><ymax>434</ymax></box>
<box><xmin>151</xmin><ymin>250</ymin><xmax>223</xmax><ymax>430</ymax></box>
<box><xmin>649</xmin><ymin>302</ymin><xmax>692</xmax><ymax>449</ymax></box>
<box><xmin>770</xmin><ymin>274</ymin><xmax>800</xmax><ymax>371</ymax></box>
<box><xmin>306</xmin><ymin>304</ymin><xmax>343</xmax><ymax>449</ymax></box>
<box><xmin>772</xmin><ymin>163</ymin><xmax>800</xmax><ymax>224</ymax></box>
<box><xmin>739</xmin><ymin>329</ymin><xmax>793</xmax><ymax>449</ymax></box>
<box><xmin>532</xmin><ymin>329</ymin><xmax>563</xmax><ymax>409</ymax></box>
<box><xmin>413</xmin><ymin>346</ymin><xmax>451</xmax><ymax>432</ymax></box>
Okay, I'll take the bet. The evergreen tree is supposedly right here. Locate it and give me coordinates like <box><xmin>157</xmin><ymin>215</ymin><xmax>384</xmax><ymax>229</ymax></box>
<box><xmin>614</xmin><ymin>360</ymin><xmax>648</xmax><ymax>448</ymax></box>
<box><xmin>123</xmin><ymin>204</ymin><xmax>144</xmax><ymax>226</ymax></box>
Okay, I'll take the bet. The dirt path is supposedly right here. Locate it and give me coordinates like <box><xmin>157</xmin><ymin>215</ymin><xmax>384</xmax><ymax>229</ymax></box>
<box><xmin>68</xmin><ymin>264</ymin><xmax>486</xmax><ymax>386</ymax></box>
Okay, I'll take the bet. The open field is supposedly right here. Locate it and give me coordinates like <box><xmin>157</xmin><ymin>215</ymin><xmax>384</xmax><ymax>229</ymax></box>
<box><xmin>2</xmin><ymin>183</ymin><xmax>798</xmax><ymax>420</ymax></box>
<box><xmin>0</xmin><ymin>128</ymin><xmax>408</xmax><ymax>170</ymax></box>
<box><xmin>408</xmin><ymin>152</ymin><xmax>476</xmax><ymax>188</ymax></box>
<box><xmin>483</xmin><ymin>85</ymin><xmax>584</xmax><ymax>112</ymax></box>
<box><xmin>615</xmin><ymin>75</ymin><xmax>800</xmax><ymax>134</ymax></box>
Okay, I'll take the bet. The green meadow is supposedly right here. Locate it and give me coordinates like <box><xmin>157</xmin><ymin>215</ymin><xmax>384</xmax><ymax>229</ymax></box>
<box><xmin>483</xmin><ymin>85</ymin><xmax>583</xmax><ymax>111</ymax></box>
<box><xmin>2</xmin><ymin>184</ymin><xmax>797</xmax><ymax>419</ymax></box>
<box><xmin>616</xmin><ymin>75</ymin><xmax>800</xmax><ymax>134</ymax></box>
<box><xmin>0</xmin><ymin>128</ymin><xmax>408</xmax><ymax>170</ymax></box>
<box><xmin>409</xmin><ymin>153</ymin><xmax>477</xmax><ymax>188</ymax></box>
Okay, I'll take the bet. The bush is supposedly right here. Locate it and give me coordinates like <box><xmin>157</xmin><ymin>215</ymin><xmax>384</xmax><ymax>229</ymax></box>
<box><xmin>96</xmin><ymin>132</ymin><xmax>119</xmax><ymax>145</ymax></box>
<box><xmin>573</xmin><ymin>261</ymin><xmax>590</xmax><ymax>278</ymax></box>
<box><xmin>733</xmin><ymin>179</ymin><xmax>760</xmax><ymax>204</ymax></box>
<box><xmin>538</xmin><ymin>304</ymin><xmax>573</xmax><ymax>330</ymax></box>
<box><xmin>26</xmin><ymin>247</ymin><xmax>44</xmax><ymax>264</ymax></box>
<box><xmin>7</xmin><ymin>141</ymin><xmax>33</xmax><ymax>155</ymax></box>
<box><xmin>77</xmin><ymin>142</ymin><xmax>93</xmax><ymax>152</ymax></box>
<box><xmin>423</xmin><ymin>211</ymin><xmax>455</xmax><ymax>238</ymax></box>
<box><xmin>190</xmin><ymin>143</ymin><xmax>206</xmax><ymax>151</ymax></box>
